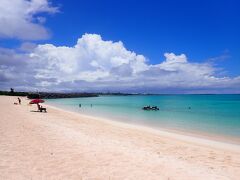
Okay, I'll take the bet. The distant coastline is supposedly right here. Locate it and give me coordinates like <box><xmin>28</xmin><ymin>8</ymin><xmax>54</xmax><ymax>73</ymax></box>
<box><xmin>0</xmin><ymin>91</ymin><xmax>98</xmax><ymax>99</ymax></box>
<box><xmin>1</xmin><ymin>90</ymin><xmax>239</xmax><ymax>99</ymax></box>
<box><xmin>0</xmin><ymin>90</ymin><xmax>141</xmax><ymax>99</ymax></box>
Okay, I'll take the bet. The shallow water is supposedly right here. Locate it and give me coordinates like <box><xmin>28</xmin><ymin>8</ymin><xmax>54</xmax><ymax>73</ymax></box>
<box><xmin>46</xmin><ymin>95</ymin><xmax>240</xmax><ymax>140</ymax></box>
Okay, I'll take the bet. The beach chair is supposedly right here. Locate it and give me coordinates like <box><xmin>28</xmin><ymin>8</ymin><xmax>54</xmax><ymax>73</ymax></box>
<box><xmin>38</xmin><ymin>105</ymin><xmax>47</xmax><ymax>112</ymax></box>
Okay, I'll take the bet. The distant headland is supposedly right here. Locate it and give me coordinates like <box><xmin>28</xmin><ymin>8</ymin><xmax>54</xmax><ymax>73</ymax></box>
<box><xmin>0</xmin><ymin>89</ymin><xmax>141</xmax><ymax>99</ymax></box>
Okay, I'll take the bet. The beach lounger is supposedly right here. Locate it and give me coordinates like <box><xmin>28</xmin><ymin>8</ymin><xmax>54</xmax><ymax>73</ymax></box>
<box><xmin>38</xmin><ymin>105</ymin><xmax>47</xmax><ymax>112</ymax></box>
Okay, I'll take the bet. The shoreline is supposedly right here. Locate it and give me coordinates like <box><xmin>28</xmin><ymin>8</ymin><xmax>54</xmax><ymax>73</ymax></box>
<box><xmin>46</xmin><ymin>102</ymin><xmax>240</xmax><ymax>149</ymax></box>
<box><xmin>1</xmin><ymin>95</ymin><xmax>240</xmax><ymax>179</ymax></box>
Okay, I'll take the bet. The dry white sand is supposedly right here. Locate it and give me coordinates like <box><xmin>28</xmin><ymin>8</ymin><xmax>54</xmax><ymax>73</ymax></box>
<box><xmin>0</xmin><ymin>95</ymin><xmax>240</xmax><ymax>180</ymax></box>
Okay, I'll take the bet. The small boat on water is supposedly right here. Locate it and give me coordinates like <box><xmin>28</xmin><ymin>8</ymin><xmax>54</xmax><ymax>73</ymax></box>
<box><xmin>142</xmin><ymin>106</ymin><xmax>159</xmax><ymax>111</ymax></box>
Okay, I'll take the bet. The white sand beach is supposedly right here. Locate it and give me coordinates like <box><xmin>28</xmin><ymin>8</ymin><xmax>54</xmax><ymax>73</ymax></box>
<box><xmin>0</xmin><ymin>95</ymin><xmax>240</xmax><ymax>180</ymax></box>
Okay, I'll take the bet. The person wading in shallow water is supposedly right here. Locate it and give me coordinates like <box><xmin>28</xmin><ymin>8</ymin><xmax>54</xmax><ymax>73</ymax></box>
<box><xmin>17</xmin><ymin>97</ymin><xmax>21</xmax><ymax>105</ymax></box>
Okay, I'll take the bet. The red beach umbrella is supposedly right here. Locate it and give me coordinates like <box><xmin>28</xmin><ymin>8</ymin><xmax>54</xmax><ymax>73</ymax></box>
<box><xmin>29</xmin><ymin>99</ymin><xmax>45</xmax><ymax>104</ymax></box>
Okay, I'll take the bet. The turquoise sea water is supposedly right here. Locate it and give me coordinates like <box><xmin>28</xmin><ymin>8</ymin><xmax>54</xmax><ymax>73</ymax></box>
<box><xmin>46</xmin><ymin>95</ymin><xmax>240</xmax><ymax>141</ymax></box>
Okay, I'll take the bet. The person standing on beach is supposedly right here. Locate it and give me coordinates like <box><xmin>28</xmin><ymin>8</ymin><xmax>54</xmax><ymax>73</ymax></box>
<box><xmin>17</xmin><ymin>97</ymin><xmax>21</xmax><ymax>105</ymax></box>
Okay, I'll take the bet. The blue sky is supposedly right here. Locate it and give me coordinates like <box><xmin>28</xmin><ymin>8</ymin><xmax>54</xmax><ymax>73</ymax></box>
<box><xmin>2</xmin><ymin>0</ymin><xmax>240</xmax><ymax>75</ymax></box>
<box><xmin>0</xmin><ymin>0</ymin><xmax>239</xmax><ymax>93</ymax></box>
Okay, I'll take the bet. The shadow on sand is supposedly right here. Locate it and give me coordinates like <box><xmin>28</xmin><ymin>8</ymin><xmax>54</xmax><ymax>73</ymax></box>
<box><xmin>30</xmin><ymin>110</ymin><xmax>47</xmax><ymax>113</ymax></box>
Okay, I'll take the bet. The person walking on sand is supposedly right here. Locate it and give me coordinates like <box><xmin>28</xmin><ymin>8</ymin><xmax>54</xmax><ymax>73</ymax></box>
<box><xmin>17</xmin><ymin>97</ymin><xmax>21</xmax><ymax>105</ymax></box>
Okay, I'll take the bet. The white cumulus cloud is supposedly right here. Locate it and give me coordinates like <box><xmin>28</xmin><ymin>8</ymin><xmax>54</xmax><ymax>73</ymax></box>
<box><xmin>0</xmin><ymin>34</ymin><xmax>240</xmax><ymax>93</ymax></box>
<box><xmin>0</xmin><ymin>0</ymin><xmax>58</xmax><ymax>40</ymax></box>
<box><xmin>29</xmin><ymin>34</ymin><xmax>148</xmax><ymax>83</ymax></box>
